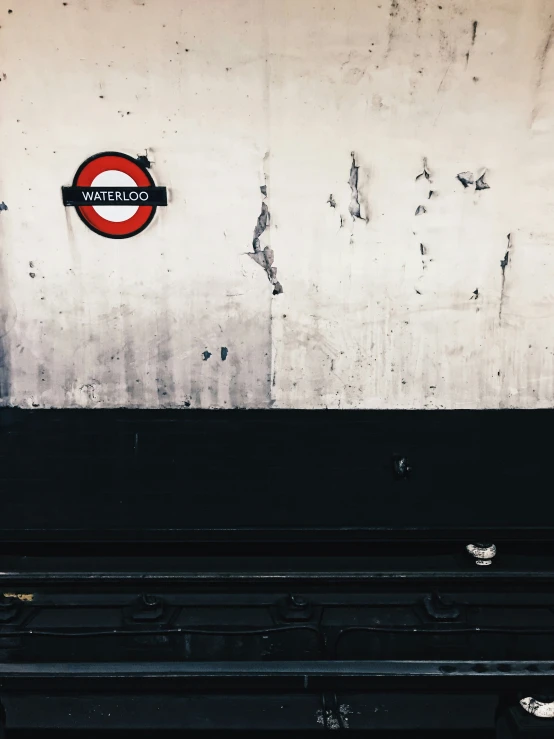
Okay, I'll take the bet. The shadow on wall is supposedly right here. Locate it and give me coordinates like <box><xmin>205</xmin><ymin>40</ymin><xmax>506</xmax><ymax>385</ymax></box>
<box><xmin>0</xmin><ymin>202</ymin><xmax>10</xmax><ymax>405</ymax></box>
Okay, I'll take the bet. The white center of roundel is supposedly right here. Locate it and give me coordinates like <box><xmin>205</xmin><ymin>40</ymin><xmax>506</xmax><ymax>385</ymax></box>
<box><xmin>91</xmin><ymin>170</ymin><xmax>139</xmax><ymax>222</ymax></box>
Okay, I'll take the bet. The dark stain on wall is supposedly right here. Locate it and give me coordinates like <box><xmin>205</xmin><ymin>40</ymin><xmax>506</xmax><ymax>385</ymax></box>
<box><xmin>0</xmin><ymin>210</ymin><xmax>10</xmax><ymax>404</ymax></box>
<box><xmin>0</xmin><ymin>334</ymin><xmax>10</xmax><ymax>404</ymax></box>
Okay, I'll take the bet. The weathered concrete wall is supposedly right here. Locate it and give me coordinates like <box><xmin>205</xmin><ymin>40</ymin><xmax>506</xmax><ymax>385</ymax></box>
<box><xmin>1</xmin><ymin>0</ymin><xmax>553</xmax><ymax>409</ymax></box>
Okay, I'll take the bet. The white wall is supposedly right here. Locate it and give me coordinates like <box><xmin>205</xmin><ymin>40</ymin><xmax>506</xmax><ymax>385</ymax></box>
<box><xmin>1</xmin><ymin>0</ymin><xmax>554</xmax><ymax>409</ymax></box>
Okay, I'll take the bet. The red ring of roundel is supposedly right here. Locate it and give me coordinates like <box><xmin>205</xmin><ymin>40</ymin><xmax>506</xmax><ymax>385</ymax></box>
<box><xmin>75</xmin><ymin>153</ymin><xmax>155</xmax><ymax>238</ymax></box>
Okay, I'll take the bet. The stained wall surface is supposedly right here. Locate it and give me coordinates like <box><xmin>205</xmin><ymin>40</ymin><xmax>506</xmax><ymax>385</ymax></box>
<box><xmin>1</xmin><ymin>0</ymin><xmax>554</xmax><ymax>409</ymax></box>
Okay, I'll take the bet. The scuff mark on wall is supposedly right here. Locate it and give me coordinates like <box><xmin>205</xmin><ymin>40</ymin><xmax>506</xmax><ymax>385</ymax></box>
<box><xmin>79</xmin><ymin>380</ymin><xmax>99</xmax><ymax>402</ymax></box>
<box><xmin>248</xmin><ymin>179</ymin><xmax>283</xmax><ymax>295</ymax></box>
<box><xmin>499</xmin><ymin>233</ymin><xmax>513</xmax><ymax>322</ymax></box>
<box><xmin>467</xmin><ymin>19</ymin><xmax>478</xmax><ymax>63</ymax></box>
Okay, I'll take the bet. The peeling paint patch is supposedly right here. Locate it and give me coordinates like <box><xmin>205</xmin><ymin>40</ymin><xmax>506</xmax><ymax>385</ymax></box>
<box><xmin>499</xmin><ymin>233</ymin><xmax>513</xmax><ymax>321</ymax></box>
<box><xmin>348</xmin><ymin>152</ymin><xmax>367</xmax><ymax>222</ymax></box>
<box><xmin>202</xmin><ymin>350</ymin><xmax>212</xmax><ymax>361</ymax></box>
<box><xmin>3</xmin><ymin>593</ymin><xmax>33</xmax><ymax>601</ymax></box>
<box><xmin>475</xmin><ymin>172</ymin><xmax>490</xmax><ymax>191</ymax></box>
<box><xmin>415</xmin><ymin>205</ymin><xmax>426</xmax><ymax>216</ymax></box>
<box><xmin>327</xmin><ymin>194</ymin><xmax>336</xmax><ymax>208</ymax></box>
<box><xmin>248</xmin><ymin>176</ymin><xmax>283</xmax><ymax>295</ymax></box>
<box><xmin>0</xmin><ymin>202</ymin><xmax>7</xmax><ymax>212</ymax></box>
<box><xmin>415</xmin><ymin>158</ymin><xmax>431</xmax><ymax>182</ymax></box>
<box><xmin>220</xmin><ymin>346</ymin><xmax>228</xmax><ymax>361</ymax></box>
<box><xmin>457</xmin><ymin>172</ymin><xmax>474</xmax><ymax>188</ymax></box>
<box><xmin>470</xmin><ymin>288</ymin><xmax>479</xmax><ymax>300</ymax></box>
<box><xmin>420</xmin><ymin>243</ymin><xmax>426</xmax><ymax>255</ymax></box>
<box><xmin>253</xmin><ymin>201</ymin><xmax>269</xmax><ymax>248</ymax></box>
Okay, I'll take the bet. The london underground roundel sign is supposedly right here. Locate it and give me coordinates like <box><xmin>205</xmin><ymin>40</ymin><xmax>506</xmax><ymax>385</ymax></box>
<box><xmin>62</xmin><ymin>152</ymin><xmax>167</xmax><ymax>239</ymax></box>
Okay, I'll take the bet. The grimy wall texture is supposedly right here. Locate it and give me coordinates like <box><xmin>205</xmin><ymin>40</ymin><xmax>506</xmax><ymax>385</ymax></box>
<box><xmin>1</xmin><ymin>0</ymin><xmax>553</xmax><ymax>409</ymax></box>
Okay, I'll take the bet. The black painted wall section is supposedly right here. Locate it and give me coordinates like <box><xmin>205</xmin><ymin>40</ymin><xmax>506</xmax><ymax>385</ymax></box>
<box><xmin>0</xmin><ymin>409</ymin><xmax>551</xmax><ymax>543</ymax></box>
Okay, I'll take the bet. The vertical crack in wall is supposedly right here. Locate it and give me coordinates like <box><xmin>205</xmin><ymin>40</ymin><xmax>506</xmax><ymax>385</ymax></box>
<box><xmin>531</xmin><ymin>23</ymin><xmax>554</xmax><ymax>122</ymax></box>
<box><xmin>248</xmin><ymin>181</ymin><xmax>283</xmax><ymax>295</ymax></box>
<box><xmin>499</xmin><ymin>233</ymin><xmax>513</xmax><ymax>322</ymax></box>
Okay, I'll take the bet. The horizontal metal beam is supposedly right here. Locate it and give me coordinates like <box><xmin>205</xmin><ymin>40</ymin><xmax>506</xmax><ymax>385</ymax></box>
<box><xmin>2</xmin><ymin>660</ymin><xmax>554</xmax><ymax>678</ymax></box>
